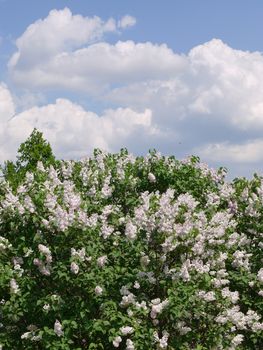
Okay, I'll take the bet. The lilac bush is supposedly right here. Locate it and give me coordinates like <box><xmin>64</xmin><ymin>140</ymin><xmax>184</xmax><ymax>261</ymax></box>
<box><xmin>0</xmin><ymin>147</ymin><xmax>262</xmax><ymax>349</ymax></box>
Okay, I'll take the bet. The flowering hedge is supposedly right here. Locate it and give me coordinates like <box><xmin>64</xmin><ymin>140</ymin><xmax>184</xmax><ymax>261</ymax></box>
<box><xmin>0</xmin><ymin>147</ymin><xmax>262</xmax><ymax>349</ymax></box>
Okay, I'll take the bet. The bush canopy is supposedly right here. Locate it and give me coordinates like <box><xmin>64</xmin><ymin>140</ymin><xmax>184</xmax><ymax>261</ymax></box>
<box><xmin>0</xmin><ymin>130</ymin><xmax>262</xmax><ymax>349</ymax></box>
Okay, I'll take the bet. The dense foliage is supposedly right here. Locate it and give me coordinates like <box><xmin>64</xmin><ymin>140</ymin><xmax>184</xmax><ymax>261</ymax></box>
<box><xmin>1</xmin><ymin>128</ymin><xmax>56</xmax><ymax>190</ymax></box>
<box><xmin>0</xmin><ymin>132</ymin><xmax>262</xmax><ymax>349</ymax></box>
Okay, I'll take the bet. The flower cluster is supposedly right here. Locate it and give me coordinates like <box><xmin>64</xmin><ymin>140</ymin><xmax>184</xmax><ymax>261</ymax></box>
<box><xmin>0</xmin><ymin>148</ymin><xmax>262</xmax><ymax>349</ymax></box>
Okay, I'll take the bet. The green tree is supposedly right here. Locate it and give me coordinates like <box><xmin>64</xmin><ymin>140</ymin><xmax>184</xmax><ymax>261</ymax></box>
<box><xmin>1</xmin><ymin>128</ymin><xmax>56</xmax><ymax>189</ymax></box>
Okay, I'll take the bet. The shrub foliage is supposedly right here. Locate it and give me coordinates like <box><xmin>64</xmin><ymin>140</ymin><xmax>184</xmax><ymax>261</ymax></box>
<box><xmin>0</xmin><ymin>132</ymin><xmax>262</xmax><ymax>349</ymax></box>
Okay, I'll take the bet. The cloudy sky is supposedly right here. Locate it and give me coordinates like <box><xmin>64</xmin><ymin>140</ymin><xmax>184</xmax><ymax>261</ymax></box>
<box><xmin>0</xmin><ymin>0</ymin><xmax>263</xmax><ymax>179</ymax></box>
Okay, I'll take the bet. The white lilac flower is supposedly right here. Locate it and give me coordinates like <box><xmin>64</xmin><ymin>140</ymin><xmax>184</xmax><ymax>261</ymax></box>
<box><xmin>150</xmin><ymin>299</ymin><xmax>169</xmax><ymax>319</ymax></box>
<box><xmin>206</xmin><ymin>192</ymin><xmax>220</xmax><ymax>206</ymax></box>
<box><xmin>231</xmin><ymin>334</ymin><xmax>244</xmax><ymax>347</ymax></box>
<box><xmin>153</xmin><ymin>330</ymin><xmax>169</xmax><ymax>349</ymax></box>
<box><xmin>251</xmin><ymin>322</ymin><xmax>263</xmax><ymax>332</ymax></box>
<box><xmin>25</xmin><ymin>172</ymin><xmax>34</xmax><ymax>182</ymax></box>
<box><xmin>135</xmin><ymin>301</ymin><xmax>148</xmax><ymax>311</ymax></box>
<box><xmin>37</xmin><ymin>161</ymin><xmax>45</xmax><ymax>171</ymax></box>
<box><xmin>221</xmin><ymin>287</ymin><xmax>239</xmax><ymax>303</ymax></box>
<box><xmin>0</xmin><ymin>236</ymin><xmax>12</xmax><ymax>251</ymax></box>
<box><xmin>113</xmin><ymin>336</ymin><xmax>122</xmax><ymax>347</ymax></box>
<box><xmin>33</xmin><ymin>258</ymin><xmax>42</xmax><ymax>267</ymax></box>
<box><xmin>120</xmin><ymin>326</ymin><xmax>134</xmax><ymax>335</ymax></box>
<box><xmin>14</xmin><ymin>264</ymin><xmax>24</xmax><ymax>277</ymax></box>
<box><xmin>197</xmin><ymin>290</ymin><xmax>216</xmax><ymax>302</ymax></box>
<box><xmin>70</xmin><ymin>262</ymin><xmax>79</xmax><ymax>274</ymax></box>
<box><xmin>232</xmin><ymin>250</ymin><xmax>251</xmax><ymax>270</ymax></box>
<box><xmin>140</xmin><ymin>255</ymin><xmax>150</xmax><ymax>268</ymax></box>
<box><xmin>120</xmin><ymin>285</ymin><xmax>130</xmax><ymax>295</ymax></box>
<box><xmin>31</xmin><ymin>335</ymin><xmax>42</xmax><ymax>341</ymax></box>
<box><xmin>133</xmin><ymin>281</ymin><xmax>140</xmax><ymax>289</ymax></box>
<box><xmin>38</xmin><ymin>244</ymin><xmax>51</xmax><ymax>256</ymax></box>
<box><xmin>39</xmin><ymin>265</ymin><xmax>51</xmax><ymax>276</ymax></box>
<box><xmin>45</xmin><ymin>193</ymin><xmax>57</xmax><ymax>210</ymax></box>
<box><xmin>24</xmin><ymin>248</ymin><xmax>33</xmax><ymax>257</ymax></box>
<box><xmin>177</xmin><ymin>321</ymin><xmax>192</xmax><ymax>335</ymax></box>
<box><xmin>24</xmin><ymin>195</ymin><xmax>35</xmax><ymax>213</ymax></box>
<box><xmin>125</xmin><ymin>221</ymin><xmax>137</xmax><ymax>240</ymax></box>
<box><xmin>215</xmin><ymin>315</ymin><xmax>228</xmax><ymax>324</ymax></box>
<box><xmin>42</xmin><ymin>219</ymin><xmax>50</xmax><ymax>227</ymax></box>
<box><xmin>97</xmin><ymin>255</ymin><xmax>107</xmax><ymax>267</ymax></box>
<box><xmin>45</xmin><ymin>254</ymin><xmax>52</xmax><ymax>263</ymax></box>
<box><xmin>43</xmin><ymin>303</ymin><xmax>50</xmax><ymax>311</ymax></box>
<box><xmin>95</xmin><ymin>286</ymin><xmax>103</xmax><ymax>296</ymax></box>
<box><xmin>101</xmin><ymin>177</ymin><xmax>113</xmax><ymax>198</ymax></box>
<box><xmin>13</xmin><ymin>257</ymin><xmax>24</xmax><ymax>265</ymax></box>
<box><xmin>246</xmin><ymin>309</ymin><xmax>261</xmax><ymax>327</ymax></box>
<box><xmin>180</xmin><ymin>265</ymin><xmax>190</xmax><ymax>282</ymax></box>
<box><xmin>21</xmin><ymin>331</ymin><xmax>31</xmax><ymax>339</ymax></box>
<box><xmin>127</xmin><ymin>309</ymin><xmax>133</xmax><ymax>317</ymax></box>
<box><xmin>10</xmin><ymin>278</ymin><xmax>19</xmax><ymax>294</ymax></box>
<box><xmin>192</xmin><ymin>260</ymin><xmax>210</xmax><ymax>274</ymax></box>
<box><xmin>120</xmin><ymin>293</ymin><xmax>136</xmax><ymax>308</ymax></box>
<box><xmin>216</xmin><ymin>306</ymin><xmax>248</xmax><ymax>330</ymax></box>
<box><xmin>148</xmin><ymin>173</ymin><xmax>156</xmax><ymax>183</ymax></box>
<box><xmin>54</xmin><ymin>320</ymin><xmax>63</xmax><ymax>337</ymax></box>
<box><xmin>126</xmin><ymin>339</ymin><xmax>135</xmax><ymax>350</ymax></box>
<box><xmin>101</xmin><ymin>224</ymin><xmax>114</xmax><ymax>239</ymax></box>
<box><xmin>257</xmin><ymin>268</ymin><xmax>263</xmax><ymax>283</ymax></box>
<box><xmin>17</xmin><ymin>184</ymin><xmax>27</xmax><ymax>194</ymax></box>
<box><xmin>71</xmin><ymin>247</ymin><xmax>86</xmax><ymax>261</ymax></box>
<box><xmin>212</xmin><ymin>278</ymin><xmax>230</xmax><ymax>288</ymax></box>
<box><xmin>119</xmin><ymin>217</ymin><xmax>126</xmax><ymax>224</ymax></box>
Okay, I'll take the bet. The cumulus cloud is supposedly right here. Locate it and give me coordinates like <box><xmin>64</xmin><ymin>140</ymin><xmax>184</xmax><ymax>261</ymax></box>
<box><xmin>8</xmin><ymin>8</ymin><xmax>118</xmax><ymax>71</ymax></box>
<box><xmin>4</xmin><ymin>8</ymin><xmax>263</xmax><ymax>178</ymax></box>
<box><xmin>9</xmin><ymin>14</ymin><xmax>263</xmax><ymax>132</ymax></box>
<box><xmin>195</xmin><ymin>139</ymin><xmax>263</xmax><ymax>163</ymax></box>
<box><xmin>9</xmin><ymin>40</ymin><xmax>185</xmax><ymax>94</ymax></box>
<box><xmin>107</xmin><ymin>39</ymin><xmax>263</xmax><ymax>131</ymax></box>
<box><xmin>0</xmin><ymin>84</ymin><xmax>16</xmax><ymax>161</ymax></box>
<box><xmin>9</xmin><ymin>8</ymin><xmax>184</xmax><ymax>93</ymax></box>
<box><xmin>118</xmin><ymin>15</ymin><xmax>136</xmax><ymax>29</ymax></box>
<box><xmin>0</xmin><ymin>83</ymin><xmax>15</xmax><ymax>119</ymax></box>
<box><xmin>0</xmin><ymin>85</ymin><xmax>160</xmax><ymax>163</ymax></box>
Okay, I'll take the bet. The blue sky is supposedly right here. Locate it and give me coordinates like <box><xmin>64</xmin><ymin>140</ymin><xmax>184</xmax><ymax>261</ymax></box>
<box><xmin>0</xmin><ymin>0</ymin><xmax>263</xmax><ymax>179</ymax></box>
<box><xmin>1</xmin><ymin>0</ymin><xmax>263</xmax><ymax>54</ymax></box>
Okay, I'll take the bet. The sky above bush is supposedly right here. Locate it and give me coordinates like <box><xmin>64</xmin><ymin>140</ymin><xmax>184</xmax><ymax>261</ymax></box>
<box><xmin>0</xmin><ymin>0</ymin><xmax>263</xmax><ymax>180</ymax></box>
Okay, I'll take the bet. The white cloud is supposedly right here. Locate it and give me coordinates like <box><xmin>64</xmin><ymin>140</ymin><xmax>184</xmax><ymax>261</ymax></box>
<box><xmin>0</xmin><ymin>87</ymin><xmax>159</xmax><ymax>163</ymax></box>
<box><xmin>118</xmin><ymin>15</ymin><xmax>136</xmax><ymax>29</ymax></box>
<box><xmin>13</xmin><ymin>91</ymin><xmax>46</xmax><ymax>111</ymax></box>
<box><xmin>0</xmin><ymin>84</ymin><xmax>16</xmax><ymax>161</ymax></box>
<box><xmin>0</xmin><ymin>83</ymin><xmax>15</xmax><ymax>119</ymax></box>
<box><xmin>4</xmin><ymin>8</ymin><xmax>263</xmax><ymax>178</ymax></box>
<box><xmin>9</xmin><ymin>40</ymin><xmax>185</xmax><ymax>94</ymax></box>
<box><xmin>8</xmin><ymin>8</ymin><xmax>118</xmax><ymax>70</ymax></box>
<box><xmin>195</xmin><ymin>139</ymin><xmax>263</xmax><ymax>163</ymax></box>
<box><xmin>107</xmin><ymin>39</ymin><xmax>263</xmax><ymax>132</ymax></box>
<box><xmin>9</xmin><ymin>19</ymin><xmax>263</xmax><ymax>132</ymax></box>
